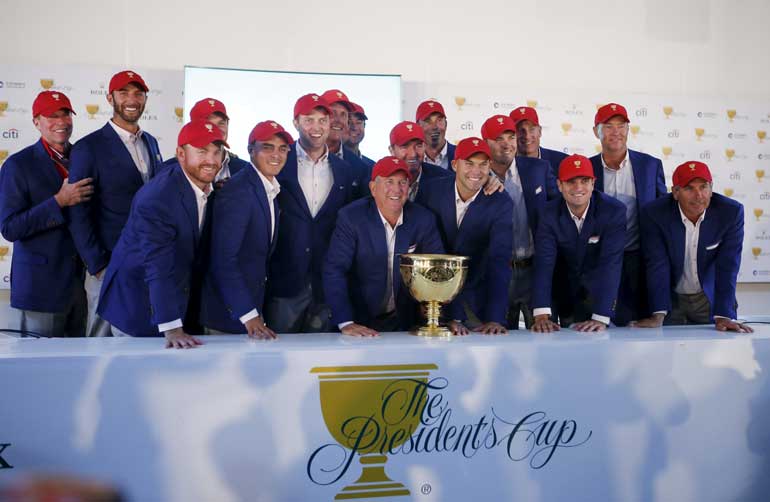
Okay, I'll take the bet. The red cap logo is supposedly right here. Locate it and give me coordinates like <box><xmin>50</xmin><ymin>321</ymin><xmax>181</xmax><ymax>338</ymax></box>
<box><xmin>205</xmin><ymin>123</ymin><xmax>213</xmax><ymax>133</ymax></box>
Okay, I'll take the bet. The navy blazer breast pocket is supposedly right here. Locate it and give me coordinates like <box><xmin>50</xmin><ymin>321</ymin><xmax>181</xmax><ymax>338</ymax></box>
<box><xmin>705</xmin><ymin>241</ymin><xmax>720</xmax><ymax>252</ymax></box>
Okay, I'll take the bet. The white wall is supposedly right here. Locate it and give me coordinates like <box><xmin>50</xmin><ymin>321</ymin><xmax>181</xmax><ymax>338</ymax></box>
<box><xmin>2</xmin><ymin>0</ymin><xmax>768</xmax><ymax>313</ymax></box>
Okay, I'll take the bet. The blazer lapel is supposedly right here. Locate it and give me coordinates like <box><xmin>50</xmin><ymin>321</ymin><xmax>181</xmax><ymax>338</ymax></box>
<box><xmin>176</xmin><ymin>169</ymin><xmax>201</xmax><ymax>243</ymax></box>
<box><xmin>279</xmin><ymin>151</ymin><xmax>313</xmax><ymax>219</ymax></box>
<box><xmin>250</xmin><ymin>168</ymin><xmax>272</xmax><ymax>242</ymax></box>
<box><xmin>393</xmin><ymin>208</ymin><xmax>413</xmax><ymax>302</ymax></box>
<box><xmin>440</xmin><ymin>184</ymin><xmax>459</xmax><ymax>248</ymax></box>
<box><xmin>366</xmin><ymin>201</ymin><xmax>390</xmax><ymax>302</ymax></box>
<box><xmin>669</xmin><ymin>201</ymin><xmax>686</xmax><ymax>280</ymax></box>
<box><xmin>101</xmin><ymin>123</ymin><xmax>145</xmax><ymax>186</ymax></box>
<box><xmin>32</xmin><ymin>140</ymin><xmax>64</xmax><ymax>189</ymax></box>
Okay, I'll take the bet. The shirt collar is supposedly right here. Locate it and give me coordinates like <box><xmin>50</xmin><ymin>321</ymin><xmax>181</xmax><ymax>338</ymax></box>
<box><xmin>678</xmin><ymin>205</ymin><xmax>706</xmax><ymax>226</ymax></box>
<box><xmin>180</xmin><ymin>168</ymin><xmax>212</xmax><ymax>199</ymax></box>
<box><xmin>600</xmin><ymin>150</ymin><xmax>630</xmax><ymax>171</ymax></box>
<box><xmin>567</xmin><ymin>199</ymin><xmax>591</xmax><ymax>222</ymax></box>
<box><xmin>296</xmin><ymin>141</ymin><xmax>329</xmax><ymax>163</ymax></box>
<box><xmin>377</xmin><ymin>206</ymin><xmax>404</xmax><ymax>231</ymax></box>
<box><xmin>109</xmin><ymin>119</ymin><xmax>143</xmax><ymax>142</ymax></box>
<box><xmin>252</xmin><ymin>162</ymin><xmax>281</xmax><ymax>196</ymax></box>
<box><xmin>505</xmin><ymin>158</ymin><xmax>518</xmax><ymax>179</ymax></box>
<box><xmin>454</xmin><ymin>181</ymin><xmax>481</xmax><ymax>205</ymax></box>
<box><xmin>425</xmin><ymin>140</ymin><xmax>448</xmax><ymax>163</ymax></box>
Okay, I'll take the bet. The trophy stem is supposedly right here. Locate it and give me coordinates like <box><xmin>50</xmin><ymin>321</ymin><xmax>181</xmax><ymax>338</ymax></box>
<box><xmin>411</xmin><ymin>300</ymin><xmax>452</xmax><ymax>337</ymax></box>
<box><xmin>334</xmin><ymin>454</ymin><xmax>410</xmax><ymax>500</ymax></box>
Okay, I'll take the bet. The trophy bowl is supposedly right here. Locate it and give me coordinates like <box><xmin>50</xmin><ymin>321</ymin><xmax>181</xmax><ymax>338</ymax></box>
<box><xmin>399</xmin><ymin>254</ymin><xmax>469</xmax><ymax>337</ymax></box>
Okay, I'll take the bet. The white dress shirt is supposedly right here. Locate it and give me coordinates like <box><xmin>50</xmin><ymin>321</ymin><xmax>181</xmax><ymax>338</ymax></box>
<box><xmin>424</xmin><ymin>141</ymin><xmax>450</xmax><ymax>169</ymax></box>
<box><xmin>108</xmin><ymin>120</ymin><xmax>151</xmax><ymax>183</ymax></box>
<box><xmin>296</xmin><ymin>141</ymin><xmax>332</xmax><ymax>217</ymax></box>
<box><xmin>501</xmin><ymin>159</ymin><xmax>535</xmax><ymax>259</ymax></box>
<box><xmin>675</xmin><ymin>206</ymin><xmax>705</xmax><ymax>295</ymax></box>
<box><xmin>601</xmin><ymin>152</ymin><xmax>639</xmax><ymax>250</ymax></box>
<box><xmin>454</xmin><ymin>183</ymin><xmax>480</xmax><ymax>227</ymax></box>
<box><xmin>158</xmin><ymin>171</ymin><xmax>212</xmax><ymax>334</ymax></box>
<box><xmin>239</xmin><ymin>165</ymin><xmax>282</xmax><ymax>325</ymax></box>
<box><xmin>215</xmin><ymin>150</ymin><xmax>233</xmax><ymax>183</ymax></box>
<box><xmin>408</xmin><ymin>170</ymin><xmax>423</xmax><ymax>202</ymax></box>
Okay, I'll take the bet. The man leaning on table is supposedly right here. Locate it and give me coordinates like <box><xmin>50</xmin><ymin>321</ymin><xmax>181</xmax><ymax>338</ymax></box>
<box><xmin>632</xmin><ymin>161</ymin><xmax>752</xmax><ymax>333</ymax></box>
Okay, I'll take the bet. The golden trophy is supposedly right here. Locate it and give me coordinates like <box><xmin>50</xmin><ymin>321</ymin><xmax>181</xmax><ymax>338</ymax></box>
<box><xmin>663</xmin><ymin>106</ymin><xmax>673</xmax><ymax>119</ymax></box>
<box><xmin>630</xmin><ymin>125</ymin><xmax>640</xmax><ymax>138</ymax></box>
<box><xmin>662</xmin><ymin>146</ymin><xmax>672</xmax><ymax>159</ymax></box>
<box><xmin>695</xmin><ymin>128</ymin><xmax>705</xmax><ymax>141</ymax></box>
<box><xmin>174</xmin><ymin>107</ymin><xmax>184</xmax><ymax>122</ymax></box>
<box><xmin>757</xmin><ymin>169</ymin><xmax>766</xmax><ymax>182</ymax></box>
<box><xmin>758</xmin><ymin>131</ymin><xmax>767</xmax><ymax>143</ymax></box>
<box><xmin>310</xmin><ymin>364</ymin><xmax>437</xmax><ymax>500</ymax></box>
<box><xmin>399</xmin><ymin>254</ymin><xmax>468</xmax><ymax>337</ymax></box>
<box><xmin>0</xmin><ymin>150</ymin><xmax>8</xmax><ymax>165</ymax></box>
<box><xmin>725</xmin><ymin>148</ymin><xmax>735</xmax><ymax>161</ymax></box>
<box><xmin>752</xmin><ymin>247</ymin><xmax>762</xmax><ymax>260</ymax></box>
<box><xmin>454</xmin><ymin>96</ymin><xmax>466</xmax><ymax>110</ymax></box>
<box><xmin>727</xmin><ymin>109</ymin><xmax>737</xmax><ymax>122</ymax></box>
<box><xmin>40</xmin><ymin>79</ymin><xmax>54</xmax><ymax>90</ymax></box>
<box><xmin>527</xmin><ymin>99</ymin><xmax>538</xmax><ymax>109</ymax></box>
<box><xmin>0</xmin><ymin>101</ymin><xmax>8</xmax><ymax>117</ymax></box>
<box><xmin>561</xmin><ymin>122</ymin><xmax>572</xmax><ymax>136</ymax></box>
<box><xmin>85</xmin><ymin>104</ymin><xmax>99</xmax><ymax>119</ymax></box>
<box><xmin>723</xmin><ymin>188</ymin><xmax>734</xmax><ymax>197</ymax></box>
<box><xmin>755</xmin><ymin>208</ymin><xmax>764</xmax><ymax>222</ymax></box>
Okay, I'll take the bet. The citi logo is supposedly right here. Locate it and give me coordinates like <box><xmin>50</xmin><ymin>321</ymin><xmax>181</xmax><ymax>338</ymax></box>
<box><xmin>1</xmin><ymin>128</ymin><xmax>19</xmax><ymax>139</ymax></box>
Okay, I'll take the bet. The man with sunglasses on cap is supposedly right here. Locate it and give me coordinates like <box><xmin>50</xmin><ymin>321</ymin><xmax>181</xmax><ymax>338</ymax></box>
<box><xmin>324</xmin><ymin>156</ymin><xmax>445</xmax><ymax>336</ymax></box>
<box><xmin>264</xmin><ymin>93</ymin><xmax>359</xmax><ymax>333</ymax></box>
<box><xmin>344</xmin><ymin>101</ymin><xmax>375</xmax><ymax>170</ymax></box>
<box><xmin>415</xmin><ymin>99</ymin><xmax>455</xmax><ymax>169</ymax></box>
<box><xmin>97</xmin><ymin>120</ymin><xmax>225</xmax><ymax>348</ymax></box>
<box><xmin>0</xmin><ymin>91</ymin><xmax>93</xmax><ymax>337</ymax></box>
<box><xmin>416</xmin><ymin>137</ymin><xmax>513</xmax><ymax>336</ymax></box>
<box><xmin>511</xmin><ymin>106</ymin><xmax>567</xmax><ymax>179</ymax></box>
<box><xmin>200</xmin><ymin>121</ymin><xmax>293</xmax><ymax>339</ymax></box>
<box><xmin>320</xmin><ymin>89</ymin><xmax>372</xmax><ymax>193</ymax></box>
<box><xmin>482</xmin><ymin>115</ymin><xmax>557</xmax><ymax>329</ymax></box>
<box><xmin>589</xmin><ymin>102</ymin><xmax>666</xmax><ymax>326</ymax></box>
<box><xmin>69</xmin><ymin>70</ymin><xmax>164</xmax><ymax>337</ymax></box>
<box><xmin>632</xmin><ymin>161</ymin><xmax>752</xmax><ymax>333</ymax></box>
<box><xmin>531</xmin><ymin>154</ymin><xmax>627</xmax><ymax>333</ymax></box>
<box><xmin>159</xmin><ymin>97</ymin><xmax>250</xmax><ymax>188</ymax></box>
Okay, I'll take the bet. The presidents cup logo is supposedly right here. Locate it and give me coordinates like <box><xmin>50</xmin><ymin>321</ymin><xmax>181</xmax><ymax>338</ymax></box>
<box><xmin>454</xmin><ymin>96</ymin><xmax>466</xmax><ymax>110</ymax></box>
<box><xmin>757</xmin><ymin>169</ymin><xmax>766</xmax><ymax>182</ymax></box>
<box><xmin>308</xmin><ymin>364</ymin><xmax>592</xmax><ymax>500</ymax></box>
<box><xmin>40</xmin><ymin>78</ymin><xmax>54</xmax><ymax>90</ymax></box>
<box><xmin>0</xmin><ymin>150</ymin><xmax>8</xmax><ymax>165</ymax></box>
<box><xmin>752</xmin><ymin>247</ymin><xmax>762</xmax><ymax>260</ymax></box>
<box><xmin>0</xmin><ymin>245</ymin><xmax>8</xmax><ymax>261</ymax></box>
<box><xmin>561</xmin><ymin>123</ymin><xmax>572</xmax><ymax>136</ymax></box>
<box><xmin>174</xmin><ymin>107</ymin><xmax>184</xmax><ymax>123</ymax></box>
<box><xmin>663</xmin><ymin>106</ymin><xmax>673</xmax><ymax>119</ymax></box>
<box><xmin>86</xmin><ymin>104</ymin><xmax>100</xmax><ymax>119</ymax></box>
<box><xmin>759</xmin><ymin>131</ymin><xmax>767</xmax><ymax>143</ymax></box>
<box><xmin>0</xmin><ymin>101</ymin><xmax>7</xmax><ymax>117</ymax></box>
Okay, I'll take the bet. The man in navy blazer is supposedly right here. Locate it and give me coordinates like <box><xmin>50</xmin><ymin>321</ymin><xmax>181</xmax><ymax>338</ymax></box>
<box><xmin>98</xmin><ymin>120</ymin><xmax>226</xmax><ymax>348</ymax></box>
<box><xmin>531</xmin><ymin>154</ymin><xmax>627</xmax><ymax>333</ymax></box>
<box><xmin>417</xmin><ymin>138</ymin><xmax>513</xmax><ymax>335</ymax></box>
<box><xmin>68</xmin><ymin>70</ymin><xmax>163</xmax><ymax>337</ymax></box>
<box><xmin>158</xmin><ymin>98</ymin><xmax>250</xmax><ymax>187</ymax></box>
<box><xmin>344</xmin><ymin>102</ymin><xmax>376</xmax><ymax>169</ymax></box>
<box><xmin>589</xmin><ymin>102</ymin><xmax>666</xmax><ymax>326</ymax></box>
<box><xmin>416</xmin><ymin>99</ymin><xmax>456</xmax><ymax>169</ymax></box>
<box><xmin>201</xmin><ymin>120</ymin><xmax>294</xmax><ymax>337</ymax></box>
<box><xmin>632</xmin><ymin>161</ymin><xmax>752</xmax><ymax>333</ymax></box>
<box><xmin>0</xmin><ymin>91</ymin><xmax>93</xmax><ymax>337</ymax></box>
<box><xmin>264</xmin><ymin>94</ymin><xmax>359</xmax><ymax>333</ymax></box>
<box><xmin>320</xmin><ymin>89</ymin><xmax>371</xmax><ymax>194</ymax></box>
<box><xmin>324</xmin><ymin>157</ymin><xmax>445</xmax><ymax>336</ymax></box>
<box><xmin>510</xmin><ymin>106</ymin><xmax>567</xmax><ymax>180</ymax></box>
<box><xmin>482</xmin><ymin>114</ymin><xmax>557</xmax><ymax>329</ymax></box>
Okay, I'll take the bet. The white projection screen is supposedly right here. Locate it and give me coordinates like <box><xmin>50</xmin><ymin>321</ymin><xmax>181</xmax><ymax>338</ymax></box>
<box><xmin>184</xmin><ymin>66</ymin><xmax>402</xmax><ymax>161</ymax></box>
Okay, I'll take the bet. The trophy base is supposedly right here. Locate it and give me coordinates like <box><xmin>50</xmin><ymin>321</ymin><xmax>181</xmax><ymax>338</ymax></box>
<box><xmin>410</xmin><ymin>325</ymin><xmax>452</xmax><ymax>337</ymax></box>
<box><xmin>334</xmin><ymin>454</ymin><xmax>410</xmax><ymax>500</ymax></box>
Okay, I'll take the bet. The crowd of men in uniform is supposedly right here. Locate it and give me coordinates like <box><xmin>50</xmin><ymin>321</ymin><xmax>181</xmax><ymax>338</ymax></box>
<box><xmin>0</xmin><ymin>70</ymin><xmax>753</xmax><ymax>348</ymax></box>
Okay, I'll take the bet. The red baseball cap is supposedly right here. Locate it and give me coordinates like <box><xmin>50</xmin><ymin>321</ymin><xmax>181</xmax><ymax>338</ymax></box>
<box><xmin>320</xmin><ymin>89</ymin><xmax>353</xmax><ymax>111</ymax></box>
<box><xmin>248</xmin><ymin>120</ymin><xmax>294</xmax><ymax>145</ymax></box>
<box><xmin>177</xmin><ymin>120</ymin><xmax>229</xmax><ymax>148</ymax></box>
<box><xmin>558</xmin><ymin>154</ymin><xmax>595</xmax><ymax>181</ymax></box>
<box><xmin>415</xmin><ymin>99</ymin><xmax>446</xmax><ymax>122</ymax></box>
<box><xmin>190</xmin><ymin>98</ymin><xmax>229</xmax><ymax>121</ymax></box>
<box><xmin>32</xmin><ymin>91</ymin><xmax>76</xmax><ymax>118</ymax></box>
<box><xmin>454</xmin><ymin>137</ymin><xmax>492</xmax><ymax>161</ymax></box>
<box><xmin>371</xmin><ymin>156</ymin><xmax>410</xmax><ymax>181</ymax></box>
<box><xmin>673</xmin><ymin>161</ymin><xmax>713</xmax><ymax>188</ymax></box>
<box><xmin>108</xmin><ymin>70</ymin><xmax>149</xmax><ymax>93</ymax></box>
<box><xmin>481</xmin><ymin>115</ymin><xmax>517</xmax><ymax>141</ymax></box>
<box><xmin>594</xmin><ymin>103</ymin><xmax>629</xmax><ymax>126</ymax></box>
<box><xmin>510</xmin><ymin>106</ymin><xmax>540</xmax><ymax>126</ymax></box>
<box><xmin>389</xmin><ymin>121</ymin><xmax>425</xmax><ymax>146</ymax></box>
<box><xmin>350</xmin><ymin>102</ymin><xmax>368</xmax><ymax>120</ymax></box>
<box><xmin>293</xmin><ymin>93</ymin><xmax>331</xmax><ymax>118</ymax></box>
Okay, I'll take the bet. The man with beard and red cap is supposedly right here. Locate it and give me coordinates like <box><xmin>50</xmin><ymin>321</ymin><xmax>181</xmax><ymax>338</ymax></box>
<box><xmin>69</xmin><ymin>70</ymin><xmax>164</xmax><ymax>337</ymax></box>
<box><xmin>201</xmin><ymin>120</ymin><xmax>294</xmax><ymax>338</ymax></box>
<box><xmin>415</xmin><ymin>99</ymin><xmax>455</xmax><ymax>169</ymax></box>
<box><xmin>344</xmin><ymin>101</ymin><xmax>375</xmax><ymax>169</ymax></box>
<box><xmin>388</xmin><ymin>120</ymin><xmax>453</xmax><ymax>201</ymax></box>
<box><xmin>159</xmin><ymin>97</ymin><xmax>250</xmax><ymax>188</ymax></box>
<box><xmin>531</xmin><ymin>154</ymin><xmax>627</xmax><ymax>333</ymax></box>
<box><xmin>510</xmin><ymin>106</ymin><xmax>567</xmax><ymax>180</ymax></box>
<box><xmin>97</xmin><ymin>120</ymin><xmax>225</xmax><ymax>347</ymax></box>
<box><xmin>264</xmin><ymin>93</ymin><xmax>359</xmax><ymax>333</ymax></box>
<box><xmin>320</xmin><ymin>89</ymin><xmax>372</xmax><ymax>193</ymax></box>
<box><xmin>632</xmin><ymin>161</ymin><xmax>752</xmax><ymax>333</ymax></box>
<box><xmin>589</xmin><ymin>102</ymin><xmax>667</xmax><ymax>326</ymax></box>
<box><xmin>0</xmin><ymin>91</ymin><xmax>93</xmax><ymax>337</ymax></box>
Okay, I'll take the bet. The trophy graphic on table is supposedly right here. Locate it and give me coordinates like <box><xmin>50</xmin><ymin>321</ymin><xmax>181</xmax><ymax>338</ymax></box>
<box><xmin>758</xmin><ymin>131</ymin><xmax>767</xmax><ymax>143</ymax></box>
<box><xmin>560</xmin><ymin>122</ymin><xmax>572</xmax><ymax>136</ymax></box>
<box><xmin>40</xmin><ymin>79</ymin><xmax>54</xmax><ymax>90</ymax></box>
<box><xmin>727</xmin><ymin>109</ymin><xmax>737</xmax><ymax>122</ymax></box>
<box><xmin>454</xmin><ymin>96</ymin><xmax>466</xmax><ymax>111</ymax></box>
<box><xmin>757</xmin><ymin>169</ymin><xmax>766</xmax><ymax>182</ymax></box>
<box><xmin>663</xmin><ymin>106</ymin><xmax>673</xmax><ymax>119</ymax></box>
<box><xmin>695</xmin><ymin>128</ymin><xmax>705</xmax><ymax>141</ymax></box>
<box><xmin>725</xmin><ymin>148</ymin><xmax>735</xmax><ymax>161</ymax></box>
<box><xmin>723</xmin><ymin>188</ymin><xmax>734</xmax><ymax>197</ymax></box>
<box><xmin>752</xmin><ymin>247</ymin><xmax>762</xmax><ymax>260</ymax></box>
<box><xmin>755</xmin><ymin>208</ymin><xmax>764</xmax><ymax>222</ymax></box>
<box><xmin>399</xmin><ymin>254</ymin><xmax>469</xmax><ymax>337</ymax></box>
<box><xmin>310</xmin><ymin>363</ymin><xmax>438</xmax><ymax>500</ymax></box>
<box><xmin>85</xmin><ymin>104</ymin><xmax>99</xmax><ymax>119</ymax></box>
<box><xmin>174</xmin><ymin>107</ymin><xmax>184</xmax><ymax>123</ymax></box>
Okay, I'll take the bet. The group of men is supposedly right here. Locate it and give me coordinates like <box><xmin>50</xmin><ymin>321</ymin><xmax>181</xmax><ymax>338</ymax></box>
<box><xmin>0</xmin><ymin>69</ymin><xmax>753</xmax><ymax>348</ymax></box>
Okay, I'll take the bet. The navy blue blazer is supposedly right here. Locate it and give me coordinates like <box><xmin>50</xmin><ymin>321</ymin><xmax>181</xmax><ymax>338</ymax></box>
<box><xmin>532</xmin><ymin>191</ymin><xmax>627</xmax><ymax>319</ymax></box>
<box><xmin>537</xmin><ymin>147</ymin><xmax>568</xmax><ymax>180</ymax></box>
<box><xmin>157</xmin><ymin>150</ymin><xmax>250</xmax><ymax>179</ymax></box>
<box><xmin>340</xmin><ymin>146</ymin><xmax>373</xmax><ymax>197</ymax></box>
<box><xmin>513</xmin><ymin>156</ymin><xmax>559</xmax><ymax>229</ymax></box>
<box><xmin>589</xmin><ymin>149</ymin><xmax>666</xmax><ymax>214</ymax></box>
<box><xmin>323</xmin><ymin>197</ymin><xmax>444</xmax><ymax>329</ymax></box>
<box><xmin>446</xmin><ymin>142</ymin><xmax>456</xmax><ymax>164</ymax></box>
<box><xmin>97</xmin><ymin>167</ymin><xmax>205</xmax><ymax>336</ymax></box>
<box><xmin>417</xmin><ymin>177</ymin><xmax>513</xmax><ymax>324</ymax></box>
<box><xmin>0</xmin><ymin>140</ymin><xmax>84</xmax><ymax>312</ymax></box>
<box><xmin>640</xmin><ymin>193</ymin><xmax>743</xmax><ymax>320</ymax></box>
<box><xmin>201</xmin><ymin>166</ymin><xmax>279</xmax><ymax>333</ymax></box>
<box><xmin>268</xmin><ymin>146</ymin><xmax>359</xmax><ymax>301</ymax></box>
<box><xmin>360</xmin><ymin>154</ymin><xmax>376</xmax><ymax>170</ymax></box>
<box><xmin>68</xmin><ymin>123</ymin><xmax>163</xmax><ymax>274</ymax></box>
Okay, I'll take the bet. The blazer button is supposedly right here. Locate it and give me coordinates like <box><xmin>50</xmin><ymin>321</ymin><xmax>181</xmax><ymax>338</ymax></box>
<box><xmin>183</xmin><ymin>287</ymin><xmax>189</xmax><ymax>293</ymax></box>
